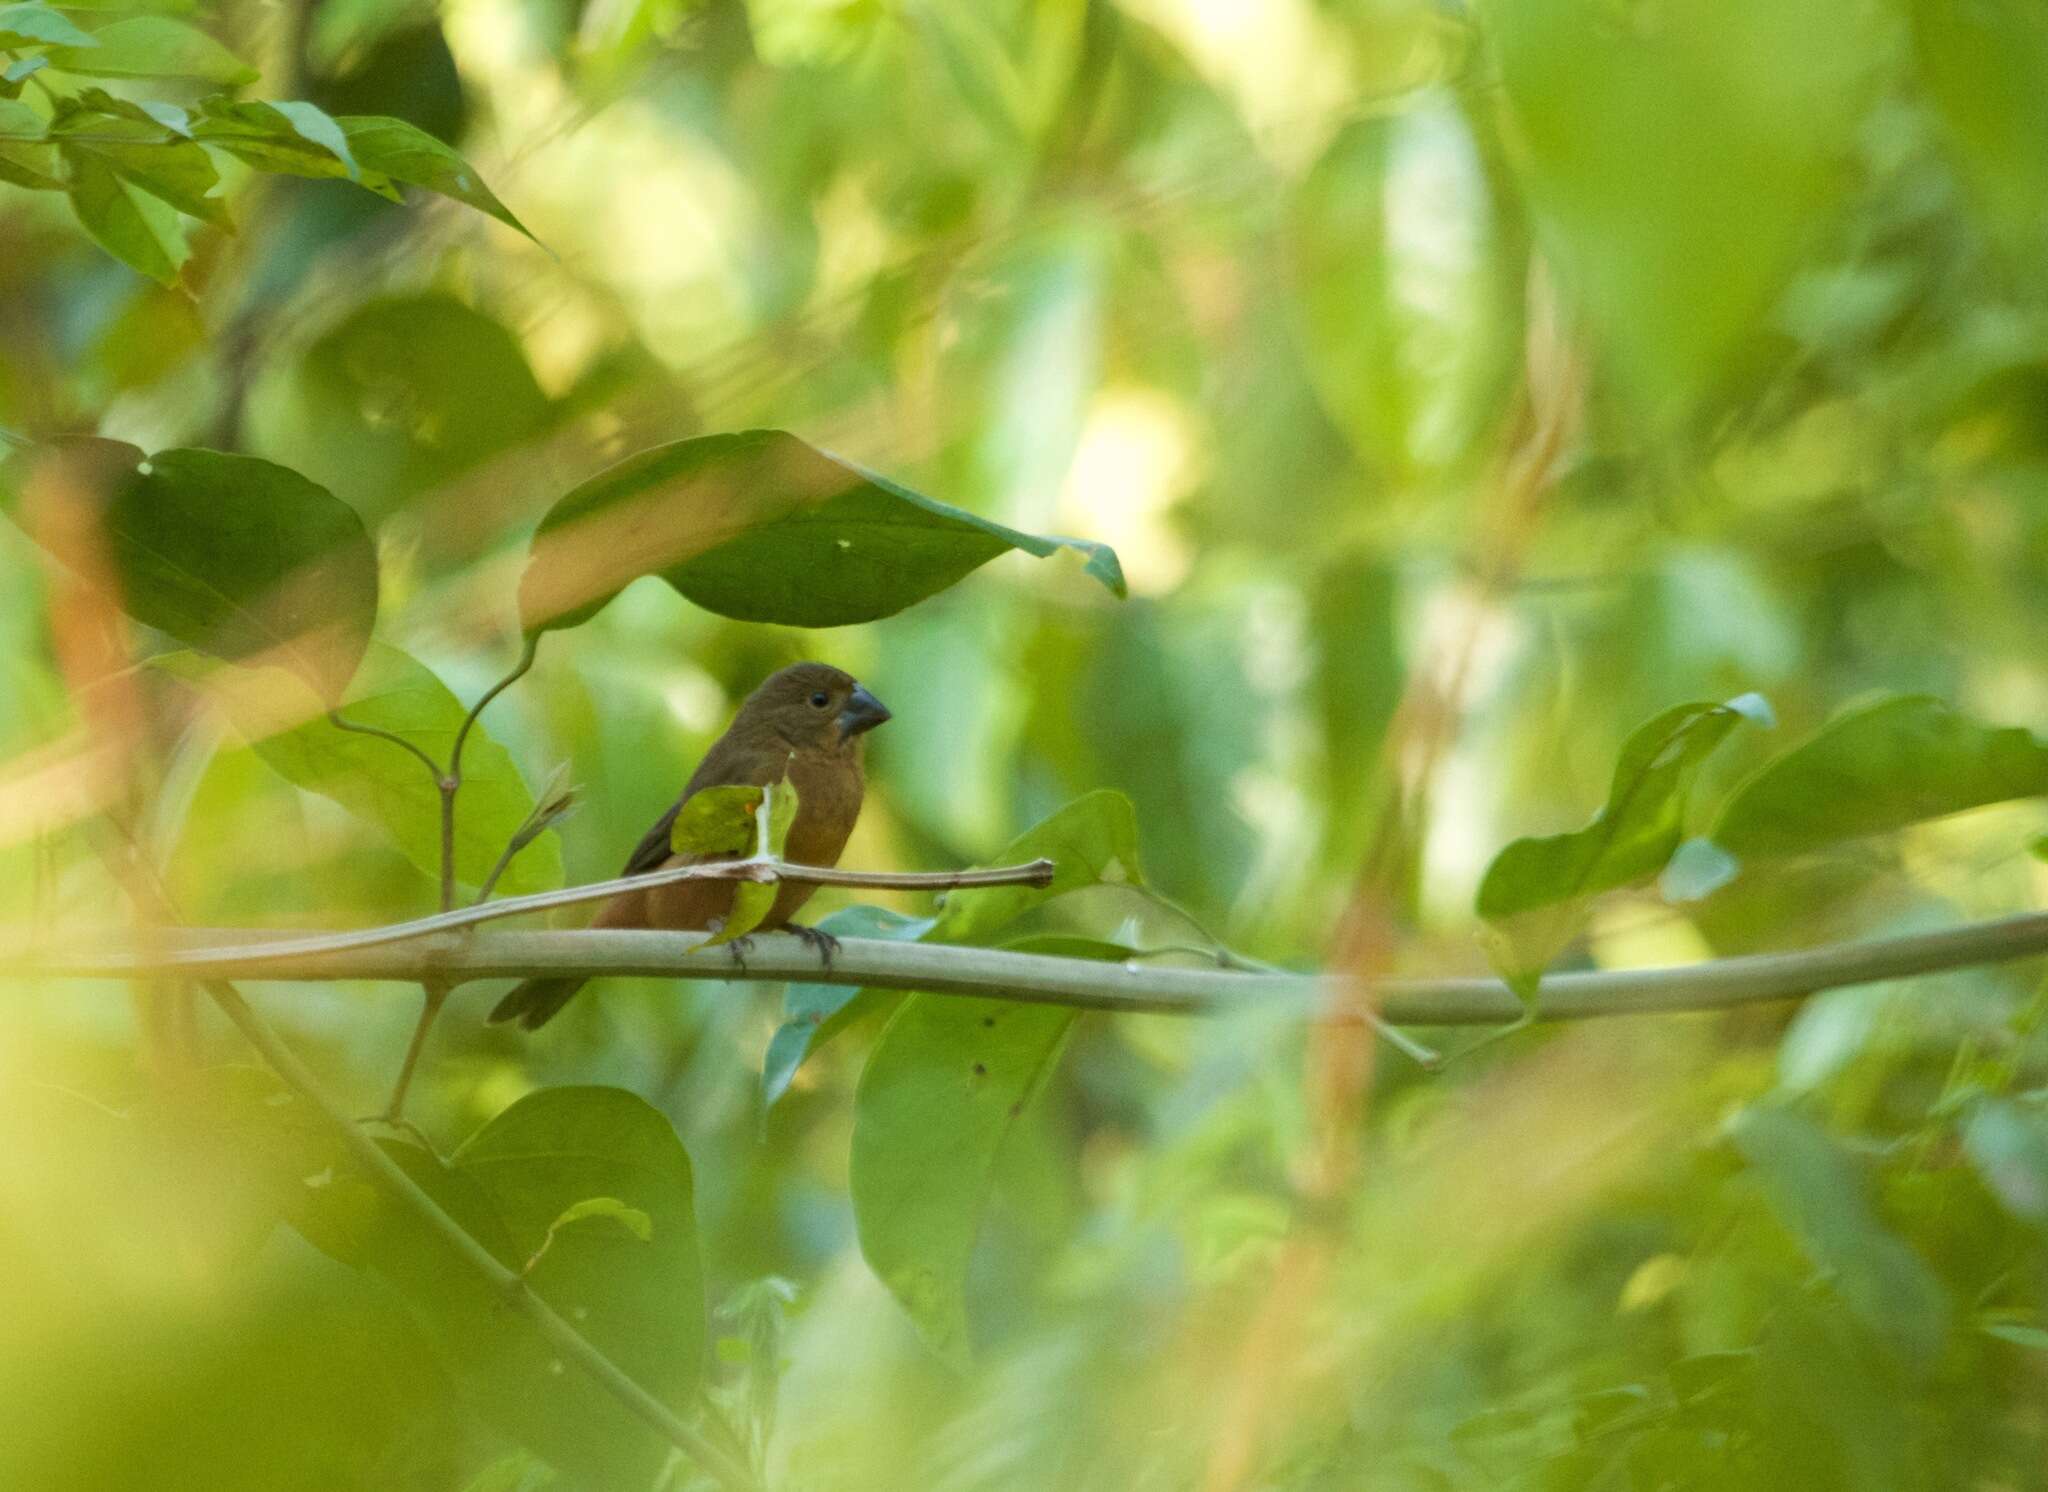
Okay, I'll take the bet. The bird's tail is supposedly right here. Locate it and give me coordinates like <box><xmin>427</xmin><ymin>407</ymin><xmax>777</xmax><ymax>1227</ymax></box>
<box><xmin>487</xmin><ymin>976</ymin><xmax>586</xmax><ymax>1030</ymax></box>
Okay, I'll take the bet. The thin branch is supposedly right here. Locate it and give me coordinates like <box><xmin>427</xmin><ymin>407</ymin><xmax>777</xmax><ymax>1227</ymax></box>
<box><xmin>200</xmin><ymin>978</ymin><xmax>758</xmax><ymax>1492</ymax></box>
<box><xmin>21</xmin><ymin>905</ymin><xmax>2048</xmax><ymax>1027</ymax></box>
<box><xmin>36</xmin><ymin>854</ymin><xmax>1058</xmax><ymax>972</ymax></box>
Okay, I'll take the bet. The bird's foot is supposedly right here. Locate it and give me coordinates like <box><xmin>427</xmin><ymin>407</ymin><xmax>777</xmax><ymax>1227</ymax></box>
<box><xmin>788</xmin><ymin>924</ymin><xmax>840</xmax><ymax>970</ymax></box>
<box><xmin>725</xmin><ymin>935</ymin><xmax>756</xmax><ymax>972</ymax></box>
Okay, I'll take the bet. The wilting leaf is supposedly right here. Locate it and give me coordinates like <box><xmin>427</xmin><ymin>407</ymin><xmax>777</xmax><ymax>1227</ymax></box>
<box><xmin>518</xmin><ymin>429</ymin><xmax>1125</xmax><ymax>633</ymax></box>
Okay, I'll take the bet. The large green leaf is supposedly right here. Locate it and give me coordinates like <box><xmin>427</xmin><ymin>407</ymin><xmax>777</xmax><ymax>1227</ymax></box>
<box><xmin>1914</xmin><ymin>0</ymin><xmax>2048</xmax><ymax>267</ymax></box>
<box><xmin>159</xmin><ymin>643</ymin><xmax>564</xmax><ymax>898</ymax></box>
<box><xmin>1289</xmin><ymin>104</ymin><xmax>1519</xmax><ymax>480</ymax></box>
<box><xmin>1486</xmin><ymin>0</ymin><xmax>1884</xmax><ymax>409</ymax></box>
<box><xmin>295</xmin><ymin>1088</ymin><xmax>704</xmax><ymax>1487</ymax></box>
<box><xmin>451</xmin><ymin>1086</ymin><xmax>707</xmax><ymax>1479</ymax></box>
<box><xmin>253</xmin><ymin>293</ymin><xmax>553</xmax><ymax>522</ymax></box>
<box><xmin>1709</xmin><ymin>695</ymin><xmax>2048</xmax><ymax>859</ymax></box>
<box><xmin>43</xmin><ymin>15</ymin><xmax>255</xmax><ymax>82</ymax></box>
<box><xmin>517</xmin><ymin>429</ymin><xmax>1125</xmax><ymax>633</ymax></box>
<box><xmin>7</xmin><ymin>442</ymin><xmax>377</xmax><ymax>697</ymax></box>
<box><xmin>1730</xmin><ymin>1107</ymin><xmax>1950</xmax><ymax>1369</ymax></box>
<box><xmin>851</xmin><ymin>995</ymin><xmax>1078</xmax><ymax>1366</ymax></box>
<box><xmin>1477</xmin><ymin>694</ymin><xmax>1770</xmax><ymax>995</ymax></box>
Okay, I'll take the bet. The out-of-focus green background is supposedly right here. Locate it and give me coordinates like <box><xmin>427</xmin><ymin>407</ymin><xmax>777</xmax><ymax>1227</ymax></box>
<box><xmin>8</xmin><ymin>0</ymin><xmax>2048</xmax><ymax>1487</ymax></box>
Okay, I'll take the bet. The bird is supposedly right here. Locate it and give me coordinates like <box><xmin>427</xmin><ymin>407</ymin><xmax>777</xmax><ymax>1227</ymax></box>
<box><xmin>487</xmin><ymin>661</ymin><xmax>891</xmax><ymax>1030</ymax></box>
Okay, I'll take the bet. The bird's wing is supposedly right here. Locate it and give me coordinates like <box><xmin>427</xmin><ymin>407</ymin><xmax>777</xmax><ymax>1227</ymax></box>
<box><xmin>619</xmin><ymin>737</ymin><xmax>794</xmax><ymax>876</ymax></box>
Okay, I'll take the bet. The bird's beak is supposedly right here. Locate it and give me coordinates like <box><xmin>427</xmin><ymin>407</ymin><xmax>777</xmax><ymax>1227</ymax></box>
<box><xmin>837</xmin><ymin>684</ymin><xmax>891</xmax><ymax>739</ymax></box>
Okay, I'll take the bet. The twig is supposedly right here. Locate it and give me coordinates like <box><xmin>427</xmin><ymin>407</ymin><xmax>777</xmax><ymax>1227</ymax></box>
<box><xmin>37</xmin><ymin>854</ymin><xmax>1058</xmax><ymax>972</ymax></box>
<box><xmin>200</xmin><ymin>979</ymin><xmax>759</xmax><ymax>1492</ymax></box>
<box><xmin>21</xmin><ymin>905</ymin><xmax>2048</xmax><ymax>1027</ymax></box>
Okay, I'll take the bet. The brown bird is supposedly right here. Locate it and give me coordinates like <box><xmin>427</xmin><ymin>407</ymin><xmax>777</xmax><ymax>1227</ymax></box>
<box><xmin>487</xmin><ymin>661</ymin><xmax>890</xmax><ymax>1030</ymax></box>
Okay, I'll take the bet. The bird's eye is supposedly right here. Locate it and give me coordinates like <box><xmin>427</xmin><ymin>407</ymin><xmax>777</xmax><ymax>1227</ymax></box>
<box><xmin>809</xmin><ymin>691</ymin><xmax>830</xmax><ymax>709</ymax></box>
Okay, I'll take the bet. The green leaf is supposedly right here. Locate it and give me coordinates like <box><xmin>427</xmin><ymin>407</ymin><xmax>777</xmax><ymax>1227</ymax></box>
<box><xmin>0</xmin><ymin>96</ymin><xmax>57</xmax><ymax>189</ymax></box>
<box><xmin>1486</xmin><ymin>0</ymin><xmax>1884</xmax><ymax>410</ymax></box>
<box><xmin>43</xmin><ymin>15</ymin><xmax>256</xmax><ymax>83</ymax></box>
<box><xmin>762</xmin><ymin>903</ymin><xmax>936</xmax><ymax>1109</ymax></box>
<box><xmin>1914</xmin><ymin>0</ymin><xmax>2048</xmax><ymax>267</ymax></box>
<box><xmin>193</xmin><ymin>98</ymin><xmax>357</xmax><ymax>180</ymax></box>
<box><xmin>1729</xmin><ymin>1107</ymin><xmax>1950</xmax><ymax>1369</ymax></box>
<box><xmin>335</xmin><ymin>115</ymin><xmax>529</xmax><ymax>235</ymax></box>
<box><xmin>1980</xmin><ymin>1321</ymin><xmax>2048</xmax><ymax>1353</ymax></box>
<box><xmin>518</xmin><ymin>429</ymin><xmax>1125</xmax><ymax>633</ymax></box>
<box><xmin>52</xmin><ymin>107</ymin><xmax>227</xmax><ymax>227</ymax></box>
<box><xmin>851</xmin><ymin>995</ymin><xmax>1078</xmax><ymax>1366</ymax></box>
<box><xmin>1476</xmin><ymin>694</ymin><xmax>1771</xmax><ymax>994</ymax></box>
<box><xmin>62</xmin><ymin>142</ymin><xmax>188</xmax><ymax>282</ymax></box>
<box><xmin>0</xmin><ymin>2</ymin><xmax>98</xmax><ymax>47</ymax></box>
<box><xmin>1962</xmin><ymin>1099</ymin><xmax>2048</xmax><ymax>1227</ymax></box>
<box><xmin>0</xmin><ymin>52</ymin><xmax>51</xmax><ymax>98</ymax></box>
<box><xmin>543</xmin><ymin>1195</ymin><xmax>654</xmax><ymax>1247</ymax></box>
<box><xmin>1704</xmin><ymin>695</ymin><xmax>2048</xmax><ymax>861</ymax></box>
<box><xmin>668</xmin><ymin>780</ymin><xmax>798</xmax><ymax>942</ymax></box>
<box><xmin>930</xmin><ymin>786</ymin><xmax>1143</xmax><ymax>942</ymax></box>
<box><xmin>7</xmin><ymin>443</ymin><xmax>377</xmax><ymax>695</ymax></box>
<box><xmin>450</xmin><ymin>1087</ymin><xmax>705</xmax><ymax>1482</ymax></box>
<box><xmin>1289</xmin><ymin>107</ymin><xmax>1519</xmax><ymax>479</ymax></box>
<box><xmin>158</xmin><ymin>642</ymin><xmax>565</xmax><ymax>898</ymax></box>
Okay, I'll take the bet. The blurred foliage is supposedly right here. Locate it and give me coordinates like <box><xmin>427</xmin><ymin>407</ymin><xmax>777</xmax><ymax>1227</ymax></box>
<box><xmin>8</xmin><ymin>0</ymin><xmax>2048</xmax><ymax>1488</ymax></box>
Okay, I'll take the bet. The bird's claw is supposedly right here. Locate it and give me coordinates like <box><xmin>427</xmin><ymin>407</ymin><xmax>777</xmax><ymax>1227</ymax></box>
<box><xmin>725</xmin><ymin>935</ymin><xmax>756</xmax><ymax>971</ymax></box>
<box><xmin>789</xmin><ymin>924</ymin><xmax>840</xmax><ymax>969</ymax></box>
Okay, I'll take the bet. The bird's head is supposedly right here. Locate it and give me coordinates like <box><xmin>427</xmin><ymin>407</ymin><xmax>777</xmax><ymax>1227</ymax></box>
<box><xmin>735</xmin><ymin>662</ymin><xmax>891</xmax><ymax>753</ymax></box>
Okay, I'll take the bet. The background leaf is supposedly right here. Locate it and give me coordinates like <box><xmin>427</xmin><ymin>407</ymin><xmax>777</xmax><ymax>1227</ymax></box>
<box><xmin>1477</xmin><ymin>694</ymin><xmax>1771</xmax><ymax>991</ymax></box>
<box><xmin>43</xmin><ymin>15</ymin><xmax>256</xmax><ymax>83</ymax></box>
<box><xmin>7</xmin><ymin>443</ymin><xmax>376</xmax><ymax>698</ymax></box>
<box><xmin>851</xmin><ymin>995</ymin><xmax>1078</xmax><ymax>1365</ymax></box>
<box><xmin>1710</xmin><ymin>695</ymin><xmax>2048</xmax><ymax>859</ymax></box>
<box><xmin>159</xmin><ymin>642</ymin><xmax>565</xmax><ymax>899</ymax></box>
